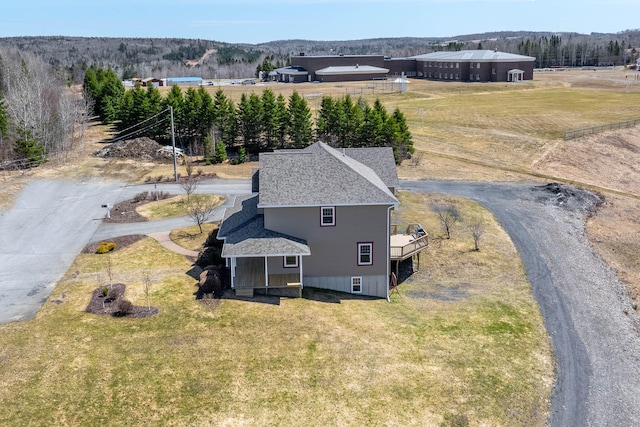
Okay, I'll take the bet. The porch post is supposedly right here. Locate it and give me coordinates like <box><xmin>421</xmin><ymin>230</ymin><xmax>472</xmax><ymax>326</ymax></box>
<box><xmin>230</xmin><ymin>257</ymin><xmax>236</xmax><ymax>289</ymax></box>
<box><xmin>299</xmin><ymin>257</ymin><xmax>303</xmax><ymax>288</ymax></box>
<box><xmin>264</xmin><ymin>256</ymin><xmax>269</xmax><ymax>288</ymax></box>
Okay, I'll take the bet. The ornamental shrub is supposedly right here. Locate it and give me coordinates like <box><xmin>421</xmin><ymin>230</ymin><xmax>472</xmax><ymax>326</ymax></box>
<box><xmin>96</xmin><ymin>241</ymin><xmax>117</xmax><ymax>254</ymax></box>
<box><xmin>115</xmin><ymin>298</ymin><xmax>132</xmax><ymax>317</ymax></box>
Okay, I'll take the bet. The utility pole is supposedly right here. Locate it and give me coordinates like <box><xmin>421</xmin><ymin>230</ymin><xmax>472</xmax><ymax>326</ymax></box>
<box><xmin>170</xmin><ymin>106</ymin><xmax>178</xmax><ymax>182</ymax></box>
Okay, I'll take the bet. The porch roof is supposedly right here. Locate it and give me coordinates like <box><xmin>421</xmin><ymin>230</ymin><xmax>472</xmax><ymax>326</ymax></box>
<box><xmin>221</xmin><ymin>216</ymin><xmax>310</xmax><ymax>258</ymax></box>
<box><xmin>219</xmin><ymin>195</ymin><xmax>310</xmax><ymax>258</ymax></box>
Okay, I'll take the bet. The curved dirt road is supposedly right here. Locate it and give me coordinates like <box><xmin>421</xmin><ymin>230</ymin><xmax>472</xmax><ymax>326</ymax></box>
<box><xmin>401</xmin><ymin>180</ymin><xmax>640</xmax><ymax>427</ymax></box>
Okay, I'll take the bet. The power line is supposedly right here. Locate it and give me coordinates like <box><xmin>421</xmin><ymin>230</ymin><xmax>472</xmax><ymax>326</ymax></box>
<box><xmin>110</xmin><ymin>108</ymin><xmax>171</xmax><ymax>142</ymax></box>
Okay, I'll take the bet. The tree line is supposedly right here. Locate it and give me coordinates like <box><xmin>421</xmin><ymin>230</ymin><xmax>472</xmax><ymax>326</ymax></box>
<box><xmin>516</xmin><ymin>34</ymin><xmax>637</xmax><ymax>68</ymax></box>
<box><xmin>83</xmin><ymin>67</ymin><xmax>414</xmax><ymax>164</ymax></box>
<box><xmin>0</xmin><ymin>49</ymin><xmax>91</xmax><ymax>166</ymax></box>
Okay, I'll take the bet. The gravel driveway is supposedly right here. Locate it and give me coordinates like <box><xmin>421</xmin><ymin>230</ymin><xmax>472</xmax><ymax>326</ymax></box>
<box><xmin>401</xmin><ymin>181</ymin><xmax>640</xmax><ymax>427</ymax></box>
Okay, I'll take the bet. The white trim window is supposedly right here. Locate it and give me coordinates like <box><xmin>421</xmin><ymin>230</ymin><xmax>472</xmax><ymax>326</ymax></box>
<box><xmin>357</xmin><ymin>243</ymin><xmax>373</xmax><ymax>266</ymax></box>
<box><xmin>351</xmin><ymin>277</ymin><xmax>362</xmax><ymax>294</ymax></box>
<box><xmin>284</xmin><ymin>255</ymin><xmax>298</xmax><ymax>268</ymax></box>
<box><xmin>320</xmin><ymin>206</ymin><xmax>335</xmax><ymax>226</ymax></box>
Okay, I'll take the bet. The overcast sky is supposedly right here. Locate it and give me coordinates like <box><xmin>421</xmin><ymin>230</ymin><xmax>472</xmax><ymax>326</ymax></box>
<box><xmin>1</xmin><ymin>0</ymin><xmax>638</xmax><ymax>44</ymax></box>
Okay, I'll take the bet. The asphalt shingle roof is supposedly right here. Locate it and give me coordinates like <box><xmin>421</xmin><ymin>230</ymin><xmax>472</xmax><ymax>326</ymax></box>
<box><xmin>258</xmin><ymin>142</ymin><xmax>398</xmax><ymax>207</ymax></box>
<box><xmin>218</xmin><ymin>194</ymin><xmax>310</xmax><ymax>257</ymax></box>
<box><xmin>412</xmin><ymin>50</ymin><xmax>535</xmax><ymax>62</ymax></box>
<box><xmin>343</xmin><ymin>147</ymin><xmax>399</xmax><ymax>189</ymax></box>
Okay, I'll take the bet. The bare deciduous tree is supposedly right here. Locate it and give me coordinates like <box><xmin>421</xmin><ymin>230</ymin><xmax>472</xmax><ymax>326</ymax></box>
<box><xmin>106</xmin><ymin>256</ymin><xmax>114</xmax><ymax>289</ymax></box>
<box><xmin>186</xmin><ymin>197</ymin><xmax>218</xmax><ymax>234</ymax></box>
<box><xmin>142</xmin><ymin>271</ymin><xmax>152</xmax><ymax>311</ymax></box>
<box><xmin>431</xmin><ymin>203</ymin><xmax>460</xmax><ymax>239</ymax></box>
<box><xmin>0</xmin><ymin>49</ymin><xmax>76</xmax><ymax>161</ymax></box>
<box><xmin>181</xmin><ymin>176</ymin><xmax>198</xmax><ymax>203</ymax></box>
<box><xmin>466</xmin><ymin>216</ymin><xmax>486</xmax><ymax>251</ymax></box>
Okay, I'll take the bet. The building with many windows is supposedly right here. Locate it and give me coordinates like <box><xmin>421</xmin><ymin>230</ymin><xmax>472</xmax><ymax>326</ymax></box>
<box><xmin>413</xmin><ymin>50</ymin><xmax>535</xmax><ymax>82</ymax></box>
<box><xmin>279</xmin><ymin>50</ymin><xmax>535</xmax><ymax>83</ymax></box>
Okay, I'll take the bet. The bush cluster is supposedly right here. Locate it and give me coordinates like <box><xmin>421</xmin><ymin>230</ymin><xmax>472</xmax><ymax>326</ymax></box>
<box><xmin>115</xmin><ymin>298</ymin><xmax>133</xmax><ymax>317</ymax></box>
<box><xmin>132</xmin><ymin>191</ymin><xmax>171</xmax><ymax>203</ymax></box>
<box><xmin>96</xmin><ymin>242</ymin><xmax>117</xmax><ymax>254</ymax></box>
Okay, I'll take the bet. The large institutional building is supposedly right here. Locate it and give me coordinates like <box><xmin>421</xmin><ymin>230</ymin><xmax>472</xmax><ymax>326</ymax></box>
<box><xmin>275</xmin><ymin>50</ymin><xmax>535</xmax><ymax>83</ymax></box>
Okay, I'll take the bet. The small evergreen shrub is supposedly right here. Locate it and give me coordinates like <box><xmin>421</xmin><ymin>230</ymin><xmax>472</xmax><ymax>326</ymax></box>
<box><xmin>101</xmin><ymin>287</ymin><xmax>109</xmax><ymax>297</ymax></box>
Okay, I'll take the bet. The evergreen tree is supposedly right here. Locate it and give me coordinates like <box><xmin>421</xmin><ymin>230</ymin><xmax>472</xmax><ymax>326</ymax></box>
<box><xmin>164</xmin><ymin>85</ymin><xmax>186</xmax><ymax>138</ymax></box>
<box><xmin>274</xmin><ymin>94</ymin><xmax>289</xmax><ymax>149</ymax></box>
<box><xmin>260</xmin><ymin>88</ymin><xmax>279</xmax><ymax>150</ymax></box>
<box><xmin>183</xmin><ymin>87</ymin><xmax>202</xmax><ymax>148</ymax></box>
<box><xmin>237</xmin><ymin>145</ymin><xmax>247</xmax><ymax>164</ymax></box>
<box><xmin>197</xmin><ymin>86</ymin><xmax>215</xmax><ymax>141</ymax></box>
<box><xmin>237</xmin><ymin>93</ymin><xmax>261</xmax><ymax>153</ymax></box>
<box><xmin>203</xmin><ymin>134</ymin><xmax>215</xmax><ymax>165</ymax></box>
<box><xmin>145</xmin><ymin>84</ymin><xmax>164</xmax><ymax>139</ymax></box>
<box><xmin>14</xmin><ymin>125</ymin><xmax>45</xmax><ymax>165</ymax></box>
<box><xmin>337</xmin><ymin>95</ymin><xmax>362</xmax><ymax>147</ymax></box>
<box><xmin>389</xmin><ymin>109</ymin><xmax>414</xmax><ymax>164</ymax></box>
<box><xmin>287</xmin><ymin>91</ymin><xmax>313</xmax><ymax>149</ymax></box>
<box><xmin>316</xmin><ymin>96</ymin><xmax>339</xmax><ymax>145</ymax></box>
<box><xmin>214</xmin><ymin>139</ymin><xmax>227</xmax><ymax>163</ymax></box>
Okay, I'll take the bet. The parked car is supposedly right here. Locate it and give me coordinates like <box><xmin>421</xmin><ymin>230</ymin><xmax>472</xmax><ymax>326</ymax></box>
<box><xmin>241</xmin><ymin>79</ymin><xmax>256</xmax><ymax>85</ymax></box>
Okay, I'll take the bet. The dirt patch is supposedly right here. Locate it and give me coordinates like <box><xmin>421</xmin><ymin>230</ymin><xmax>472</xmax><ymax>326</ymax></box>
<box><xmin>533</xmin><ymin>182</ymin><xmax>604</xmax><ymax>216</ymax></box>
<box><xmin>81</xmin><ymin>235</ymin><xmax>146</xmax><ymax>253</ymax></box>
<box><xmin>406</xmin><ymin>283</ymin><xmax>471</xmax><ymax>301</ymax></box>
<box><xmin>95</xmin><ymin>137</ymin><xmax>182</xmax><ymax>162</ymax></box>
<box><xmin>85</xmin><ymin>283</ymin><xmax>158</xmax><ymax>318</ymax></box>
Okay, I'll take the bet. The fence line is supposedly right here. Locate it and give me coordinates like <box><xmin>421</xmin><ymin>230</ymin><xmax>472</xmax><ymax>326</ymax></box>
<box><xmin>564</xmin><ymin>118</ymin><xmax>640</xmax><ymax>140</ymax></box>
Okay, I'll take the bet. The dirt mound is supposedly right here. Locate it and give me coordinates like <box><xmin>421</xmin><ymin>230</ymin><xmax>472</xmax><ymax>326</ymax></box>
<box><xmin>95</xmin><ymin>137</ymin><xmax>183</xmax><ymax>161</ymax></box>
<box><xmin>534</xmin><ymin>182</ymin><xmax>604</xmax><ymax>216</ymax></box>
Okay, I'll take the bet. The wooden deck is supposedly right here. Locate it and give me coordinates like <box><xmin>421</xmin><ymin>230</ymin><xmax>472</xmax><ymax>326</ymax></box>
<box><xmin>390</xmin><ymin>230</ymin><xmax>429</xmax><ymax>261</ymax></box>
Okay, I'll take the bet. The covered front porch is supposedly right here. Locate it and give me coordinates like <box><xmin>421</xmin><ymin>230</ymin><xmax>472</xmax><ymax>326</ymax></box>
<box><xmin>231</xmin><ymin>256</ymin><xmax>304</xmax><ymax>298</ymax></box>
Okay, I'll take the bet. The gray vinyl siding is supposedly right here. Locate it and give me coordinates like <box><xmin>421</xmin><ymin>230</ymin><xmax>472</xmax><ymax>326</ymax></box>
<box><xmin>264</xmin><ymin>205</ymin><xmax>391</xmax><ymax>296</ymax></box>
<box><xmin>304</xmin><ymin>275</ymin><xmax>388</xmax><ymax>298</ymax></box>
<box><xmin>267</xmin><ymin>256</ymin><xmax>298</xmax><ymax>275</ymax></box>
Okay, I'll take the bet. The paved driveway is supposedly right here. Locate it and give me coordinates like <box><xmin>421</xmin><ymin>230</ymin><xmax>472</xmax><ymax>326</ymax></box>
<box><xmin>0</xmin><ymin>180</ymin><xmax>123</xmax><ymax>322</ymax></box>
<box><xmin>0</xmin><ymin>179</ymin><xmax>251</xmax><ymax>323</ymax></box>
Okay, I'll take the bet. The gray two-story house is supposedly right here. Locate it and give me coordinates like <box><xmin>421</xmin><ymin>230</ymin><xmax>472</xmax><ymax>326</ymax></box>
<box><xmin>217</xmin><ymin>142</ymin><xmax>399</xmax><ymax>299</ymax></box>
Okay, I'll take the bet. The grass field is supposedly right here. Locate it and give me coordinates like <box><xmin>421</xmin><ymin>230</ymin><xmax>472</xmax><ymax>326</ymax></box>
<box><xmin>0</xmin><ymin>193</ymin><xmax>552</xmax><ymax>426</ymax></box>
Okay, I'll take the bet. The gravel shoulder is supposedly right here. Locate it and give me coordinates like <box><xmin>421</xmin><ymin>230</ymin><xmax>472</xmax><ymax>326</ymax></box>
<box><xmin>401</xmin><ymin>180</ymin><xmax>640</xmax><ymax>426</ymax></box>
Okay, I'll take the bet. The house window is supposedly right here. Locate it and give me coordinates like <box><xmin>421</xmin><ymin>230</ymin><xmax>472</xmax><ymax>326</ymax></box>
<box><xmin>351</xmin><ymin>277</ymin><xmax>362</xmax><ymax>294</ymax></box>
<box><xmin>492</xmin><ymin>68</ymin><xmax>496</xmax><ymax>75</ymax></box>
<box><xmin>284</xmin><ymin>256</ymin><xmax>298</xmax><ymax>268</ymax></box>
<box><xmin>456</xmin><ymin>63</ymin><xmax>460</xmax><ymax>68</ymax></box>
<box><xmin>321</xmin><ymin>206</ymin><xmax>335</xmax><ymax>226</ymax></box>
<box><xmin>357</xmin><ymin>243</ymin><xmax>373</xmax><ymax>266</ymax></box>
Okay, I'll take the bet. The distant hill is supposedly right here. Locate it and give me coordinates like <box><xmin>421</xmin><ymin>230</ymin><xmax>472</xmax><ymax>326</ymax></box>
<box><xmin>1</xmin><ymin>30</ymin><xmax>638</xmax><ymax>82</ymax></box>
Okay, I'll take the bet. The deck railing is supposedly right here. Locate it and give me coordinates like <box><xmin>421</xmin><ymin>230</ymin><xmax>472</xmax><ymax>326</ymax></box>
<box><xmin>390</xmin><ymin>234</ymin><xmax>429</xmax><ymax>260</ymax></box>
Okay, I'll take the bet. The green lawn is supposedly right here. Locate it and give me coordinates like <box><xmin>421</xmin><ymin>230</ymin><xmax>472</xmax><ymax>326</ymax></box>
<box><xmin>0</xmin><ymin>192</ymin><xmax>552</xmax><ymax>426</ymax></box>
<box><xmin>136</xmin><ymin>194</ymin><xmax>225</xmax><ymax>221</ymax></box>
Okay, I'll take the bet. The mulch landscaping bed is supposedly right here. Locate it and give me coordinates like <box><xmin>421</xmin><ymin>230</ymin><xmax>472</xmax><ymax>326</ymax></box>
<box><xmin>81</xmin><ymin>235</ymin><xmax>147</xmax><ymax>254</ymax></box>
<box><xmin>86</xmin><ymin>283</ymin><xmax>159</xmax><ymax>318</ymax></box>
<box><xmin>103</xmin><ymin>199</ymin><xmax>151</xmax><ymax>223</ymax></box>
